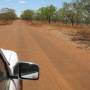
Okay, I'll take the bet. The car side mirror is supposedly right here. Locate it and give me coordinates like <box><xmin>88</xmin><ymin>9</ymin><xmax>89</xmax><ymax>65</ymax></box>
<box><xmin>13</xmin><ymin>62</ymin><xmax>39</xmax><ymax>80</ymax></box>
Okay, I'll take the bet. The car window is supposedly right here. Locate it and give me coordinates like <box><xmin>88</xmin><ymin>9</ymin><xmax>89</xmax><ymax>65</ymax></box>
<box><xmin>0</xmin><ymin>55</ymin><xmax>8</xmax><ymax>90</ymax></box>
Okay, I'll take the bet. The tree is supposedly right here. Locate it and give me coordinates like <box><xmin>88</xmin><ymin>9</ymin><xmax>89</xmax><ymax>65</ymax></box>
<box><xmin>0</xmin><ymin>8</ymin><xmax>17</xmax><ymax>21</ymax></box>
<box><xmin>73</xmin><ymin>2</ymin><xmax>83</xmax><ymax>24</ymax></box>
<box><xmin>80</xmin><ymin>0</ymin><xmax>90</xmax><ymax>24</ymax></box>
<box><xmin>59</xmin><ymin>3</ymin><xmax>76</xmax><ymax>25</ymax></box>
<box><xmin>37</xmin><ymin>5</ymin><xmax>56</xmax><ymax>23</ymax></box>
<box><xmin>46</xmin><ymin>5</ymin><xmax>56</xmax><ymax>23</ymax></box>
<box><xmin>20</xmin><ymin>9</ymin><xmax>34</xmax><ymax>21</ymax></box>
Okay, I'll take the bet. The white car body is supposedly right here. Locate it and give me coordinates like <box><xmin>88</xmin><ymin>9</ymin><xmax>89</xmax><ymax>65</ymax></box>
<box><xmin>1</xmin><ymin>49</ymin><xmax>20</xmax><ymax>90</ymax></box>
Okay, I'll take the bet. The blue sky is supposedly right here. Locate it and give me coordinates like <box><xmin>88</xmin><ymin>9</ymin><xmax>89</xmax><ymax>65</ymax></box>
<box><xmin>0</xmin><ymin>0</ymin><xmax>72</xmax><ymax>16</ymax></box>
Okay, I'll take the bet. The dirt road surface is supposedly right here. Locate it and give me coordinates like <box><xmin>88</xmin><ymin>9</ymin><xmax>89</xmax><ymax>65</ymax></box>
<box><xmin>0</xmin><ymin>20</ymin><xmax>90</xmax><ymax>90</ymax></box>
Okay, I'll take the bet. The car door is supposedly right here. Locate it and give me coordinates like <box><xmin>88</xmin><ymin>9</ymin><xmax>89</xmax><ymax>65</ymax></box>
<box><xmin>0</xmin><ymin>55</ymin><xmax>10</xmax><ymax>90</ymax></box>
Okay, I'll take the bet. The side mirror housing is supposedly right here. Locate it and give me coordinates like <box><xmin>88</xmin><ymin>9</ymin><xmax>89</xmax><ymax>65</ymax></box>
<box><xmin>13</xmin><ymin>61</ymin><xmax>39</xmax><ymax>80</ymax></box>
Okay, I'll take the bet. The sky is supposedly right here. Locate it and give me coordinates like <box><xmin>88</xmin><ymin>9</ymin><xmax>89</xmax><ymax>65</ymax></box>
<box><xmin>0</xmin><ymin>0</ymin><xmax>72</xmax><ymax>16</ymax></box>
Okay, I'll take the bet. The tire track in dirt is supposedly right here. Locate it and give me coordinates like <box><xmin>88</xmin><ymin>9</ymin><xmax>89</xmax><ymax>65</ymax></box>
<box><xmin>17</xmin><ymin>22</ymin><xmax>73</xmax><ymax>90</ymax></box>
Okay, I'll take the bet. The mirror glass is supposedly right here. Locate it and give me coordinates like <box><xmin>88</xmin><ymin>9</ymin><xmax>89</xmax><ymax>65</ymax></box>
<box><xmin>19</xmin><ymin>62</ymin><xmax>39</xmax><ymax>80</ymax></box>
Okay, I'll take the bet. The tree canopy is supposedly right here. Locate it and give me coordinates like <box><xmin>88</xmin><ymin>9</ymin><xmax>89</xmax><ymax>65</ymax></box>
<box><xmin>0</xmin><ymin>8</ymin><xmax>17</xmax><ymax>21</ymax></box>
<box><xmin>20</xmin><ymin>9</ymin><xmax>34</xmax><ymax>20</ymax></box>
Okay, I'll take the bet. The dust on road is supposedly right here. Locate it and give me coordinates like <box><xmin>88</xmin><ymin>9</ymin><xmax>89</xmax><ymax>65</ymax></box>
<box><xmin>0</xmin><ymin>20</ymin><xmax>90</xmax><ymax>90</ymax></box>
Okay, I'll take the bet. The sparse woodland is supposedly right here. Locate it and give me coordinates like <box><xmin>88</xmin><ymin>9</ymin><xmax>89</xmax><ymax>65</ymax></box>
<box><xmin>0</xmin><ymin>0</ymin><xmax>89</xmax><ymax>25</ymax></box>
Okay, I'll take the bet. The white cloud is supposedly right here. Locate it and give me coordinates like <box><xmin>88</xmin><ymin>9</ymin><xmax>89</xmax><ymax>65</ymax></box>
<box><xmin>6</xmin><ymin>0</ymin><xmax>12</xmax><ymax>1</ymax></box>
<box><xmin>5</xmin><ymin>0</ymin><xmax>27</xmax><ymax>4</ymax></box>
<box><xmin>19</xmin><ymin>0</ymin><xmax>27</xmax><ymax>4</ymax></box>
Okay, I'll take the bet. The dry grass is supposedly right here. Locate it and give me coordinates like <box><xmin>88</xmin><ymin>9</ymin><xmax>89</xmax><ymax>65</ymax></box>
<box><xmin>0</xmin><ymin>20</ymin><xmax>13</xmax><ymax>25</ymax></box>
<box><xmin>18</xmin><ymin>20</ymin><xmax>90</xmax><ymax>48</ymax></box>
<box><xmin>42</xmin><ymin>22</ymin><xmax>90</xmax><ymax>48</ymax></box>
<box><xmin>71</xmin><ymin>29</ymin><xmax>90</xmax><ymax>48</ymax></box>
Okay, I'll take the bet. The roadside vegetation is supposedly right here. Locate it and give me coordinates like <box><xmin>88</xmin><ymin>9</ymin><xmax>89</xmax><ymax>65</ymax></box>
<box><xmin>20</xmin><ymin>0</ymin><xmax>90</xmax><ymax>25</ymax></box>
<box><xmin>0</xmin><ymin>0</ymin><xmax>89</xmax><ymax>25</ymax></box>
<box><xmin>0</xmin><ymin>8</ymin><xmax>17</xmax><ymax>25</ymax></box>
<box><xmin>71</xmin><ymin>27</ymin><xmax>90</xmax><ymax>48</ymax></box>
<box><xmin>20</xmin><ymin>10</ymin><xmax>34</xmax><ymax>22</ymax></box>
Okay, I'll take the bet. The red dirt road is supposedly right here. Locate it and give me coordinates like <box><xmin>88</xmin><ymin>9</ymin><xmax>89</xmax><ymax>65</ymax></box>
<box><xmin>0</xmin><ymin>20</ymin><xmax>90</xmax><ymax>90</ymax></box>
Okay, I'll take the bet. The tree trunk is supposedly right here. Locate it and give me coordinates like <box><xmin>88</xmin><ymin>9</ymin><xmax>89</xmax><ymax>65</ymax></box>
<box><xmin>48</xmin><ymin>15</ymin><xmax>51</xmax><ymax>24</ymax></box>
<box><xmin>71</xmin><ymin>16</ymin><xmax>74</xmax><ymax>26</ymax></box>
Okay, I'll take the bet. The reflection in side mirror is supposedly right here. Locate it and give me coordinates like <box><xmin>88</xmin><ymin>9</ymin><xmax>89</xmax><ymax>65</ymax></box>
<box><xmin>19</xmin><ymin>62</ymin><xmax>39</xmax><ymax>80</ymax></box>
<box><xmin>13</xmin><ymin>62</ymin><xmax>39</xmax><ymax>80</ymax></box>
